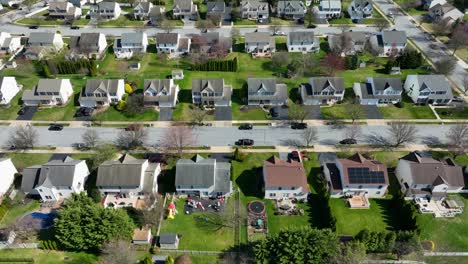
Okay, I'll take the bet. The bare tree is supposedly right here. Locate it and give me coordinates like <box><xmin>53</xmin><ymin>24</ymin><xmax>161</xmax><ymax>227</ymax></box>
<box><xmin>189</xmin><ymin>107</ymin><xmax>207</xmax><ymax>125</ymax></box>
<box><xmin>463</xmin><ymin>74</ymin><xmax>468</xmax><ymax>95</ymax></box>
<box><xmin>434</xmin><ymin>57</ymin><xmax>457</xmax><ymax>75</ymax></box>
<box><xmin>448</xmin><ymin>24</ymin><xmax>468</xmax><ymax>55</ymax></box>
<box><xmin>271</xmin><ymin>52</ymin><xmax>291</xmax><ymax>69</ymax></box>
<box><xmin>332</xmin><ymin>32</ymin><xmax>353</xmax><ymax>55</ymax></box>
<box><xmin>375</xmin><ymin>19</ymin><xmax>390</xmax><ymax>31</ymax></box>
<box><xmin>432</xmin><ymin>18</ymin><xmax>451</xmax><ymax>37</ymax></box>
<box><xmin>301</xmin><ymin>127</ymin><xmax>318</xmax><ymax>147</ymax></box>
<box><xmin>160</xmin><ymin>19</ymin><xmax>176</xmax><ymax>33</ymax></box>
<box><xmin>387</xmin><ymin>122</ymin><xmax>418</xmax><ymax>147</ymax></box>
<box><xmin>230</xmin><ymin>27</ymin><xmax>240</xmax><ymax>45</ymax></box>
<box><xmin>116</xmin><ymin>127</ymin><xmax>148</xmax><ymax>149</ymax></box>
<box><xmin>207</xmin><ymin>13</ymin><xmax>222</xmax><ymax>27</ymax></box>
<box><xmin>288</xmin><ymin>104</ymin><xmax>310</xmax><ymax>124</ymax></box>
<box><xmin>189</xmin><ymin>51</ymin><xmax>209</xmax><ymax>66</ymax></box>
<box><xmin>8</xmin><ymin>125</ymin><xmax>38</xmax><ymax>149</ymax></box>
<box><xmin>270</xmin><ymin>20</ymin><xmax>281</xmax><ymax>35</ymax></box>
<box><xmin>81</xmin><ymin>129</ymin><xmax>100</xmax><ymax>149</ymax></box>
<box><xmin>347</xmin><ymin>103</ymin><xmax>365</xmax><ymax>124</ymax></box>
<box><xmin>175</xmin><ymin>254</ymin><xmax>192</xmax><ymax>264</ymax></box>
<box><xmin>195</xmin><ymin>19</ymin><xmax>215</xmax><ymax>32</ymax></box>
<box><xmin>100</xmin><ymin>239</ymin><xmax>136</xmax><ymax>264</ymax></box>
<box><xmin>387</xmin><ymin>8</ymin><xmax>399</xmax><ymax>23</ymax></box>
<box><xmin>446</xmin><ymin>124</ymin><xmax>468</xmax><ymax>157</ymax></box>
<box><xmin>321</xmin><ymin>54</ymin><xmax>345</xmax><ymax>76</ymax></box>
<box><xmin>305</xmin><ymin>8</ymin><xmax>317</xmax><ymax>27</ymax></box>
<box><xmin>345</xmin><ymin>124</ymin><xmax>362</xmax><ymax>140</ymax></box>
<box><xmin>162</xmin><ymin>126</ymin><xmax>197</xmax><ymax>157</ymax></box>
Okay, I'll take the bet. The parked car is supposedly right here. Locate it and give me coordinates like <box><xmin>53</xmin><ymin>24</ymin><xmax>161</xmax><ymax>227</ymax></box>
<box><xmin>291</xmin><ymin>122</ymin><xmax>307</xmax><ymax>129</ymax></box>
<box><xmin>238</xmin><ymin>123</ymin><xmax>253</xmax><ymax>130</ymax></box>
<box><xmin>269</xmin><ymin>107</ymin><xmax>279</xmax><ymax>118</ymax></box>
<box><xmin>70</xmin><ymin>26</ymin><xmax>80</xmax><ymax>30</ymax></box>
<box><xmin>452</xmin><ymin>96</ymin><xmax>464</xmax><ymax>103</ymax></box>
<box><xmin>75</xmin><ymin>107</ymin><xmax>94</xmax><ymax>117</ymax></box>
<box><xmin>17</xmin><ymin>107</ymin><xmax>26</xmax><ymax>115</ymax></box>
<box><xmin>29</xmin><ymin>26</ymin><xmax>39</xmax><ymax>29</ymax></box>
<box><xmin>49</xmin><ymin>124</ymin><xmax>64</xmax><ymax>131</ymax></box>
<box><xmin>235</xmin><ymin>139</ymin><xmax>254</xmax><ymax>146</ymax></box>
<box><xmin>339</xmin><ymin>138</ymin><xmax>357</xmax><ymax>145</ymax></box>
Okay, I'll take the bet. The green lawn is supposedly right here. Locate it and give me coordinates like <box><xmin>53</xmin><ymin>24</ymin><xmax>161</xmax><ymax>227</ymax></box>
<box><xmin>159</xmin><ymin>197</ymin><xmax>235</xmax><ymax>251</ymax></box>
<box><xmin>98</xmin><ymin>16</ymin><xmax>144</xmax><ymax>27</ymax></box>
<box><xmin>266</xmin><ymin>200</ymin><xmax>311</xmax><ymax>234</ymax></box>
<box><xmin>436</xmin><ymin>107</ymin><xmax>468</xmax><ymax>119</ymax></box>
<box><xmin>0</xmin><ymin>249</ymin><xmax>97</xmax><ymax>264</ymax></box>
<box><xmin>72</xmin><ymin>18</ymin><xmax>90</xmax><ymax>26</ymax></box>
<box><xmin>5</xmin><ymin>153</ymin><xmax>53</xmax><ymax>170</ymax></box>
<box><xmin>93</xmin><ymin>106</ymin><xmax>159</xmax><ymax>122</ymax></box>
<box><xmin>378</xmin><ymin>94</ymin><xmax>436</xmax><ymax>119</ymax></box>
<box><xmin>0</xmin><ymin>200</ymin><xmax>40</xmax><ymax>227</ymax></box>
<box><xmin>233</xmin><ymin>20</ymin><xmax>257</xmax><ymax>26</ymax></box>
<box><xmin>329</xmin><ymin>18</ymin><xmax>353</xmax><ymax>24</ymax></box>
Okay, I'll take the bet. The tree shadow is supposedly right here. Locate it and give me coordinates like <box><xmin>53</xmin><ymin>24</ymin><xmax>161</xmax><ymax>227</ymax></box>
<box><xmin>233</xmin><ymin>42</ymin><xmax>245</xmax><ymax>53</ymax></box>
<box><xmin>177</xmin><ymin>89</ymin><xmax>192</xmax><ymax>104</ymax></box>
<box><xmin>289</xmin><ymin>87</ymin><xmax>300</xmax><ymax>103</ymax></box>
<box><xmin>235</xmin><ymin>167</ymin><xmax>263</xmax><ymax>198</ymax></box>
<box><xmin>232</xmin><ymin>85</ymin><xmax>247</xmax><ymax>105</ymax></box>
<box><xmin>279</xmin><ymin>139</ymin><xmax>302</xmax><ymax>147</ymax></box>
<box><xmin>306</xmin><ymin>166</ymin><xmax>329</xmax><ymax>228</ymax></box>
<box><xmin>158</xmin><ymin>166</ymin><xmax>176</xmax><ymax>194</ymax></box>
<box><xmin>221</xmin><ymin>243</ymin><xmax>255</xmax><ymax>264</ymax></box>
<box><xmin>421</xmin><ymin>136</ymin><xmax>442</xmax><ymax>146</ymax></box>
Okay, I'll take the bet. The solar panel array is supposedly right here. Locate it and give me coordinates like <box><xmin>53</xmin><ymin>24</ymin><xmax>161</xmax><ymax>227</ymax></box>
<box><xmin>348</xmin><ymin>167</ymin><xmax>386</xmax><ymax>184</ymax></box>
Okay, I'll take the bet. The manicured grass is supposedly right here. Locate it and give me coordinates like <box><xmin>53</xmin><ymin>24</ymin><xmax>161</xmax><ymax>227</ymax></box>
<box><xmin>436</xmin><ymin>107</ymin><xmax>468</xmax><ymax>119</ymax></box>
<box><xmin>72</xmin><ymin>18</ymin><xmax>90</xmax><ymax>26</ymax></box>
<box><xmin>329</xmin><ymin>18</ymin><xmax>353</xmax><ymax>24</ymax></box>
<box><xmin>98</xmin><ymin>16</ymin><xmax>145</xmax><ymax>27</ymax></box>
<box><xmin>417</xmin><ymin>195</ymin><xmax>468</xmax><ymax>251</ymax></box>
<box><xmin>93</xmin><ymin>106</ymin><xmax>159</xmax><ymax>122</ymax></box>
<box><xmin>425</xmin><ymin>256</ymin><xmax>468</xmax><ymax>264</ymax></box>
<box><xmin>233</xmin><ymin>19</ymin><xmax>257</xmax><ymax>26</ymax></box>
<box><xmin>321</xmin><ymin>105</ymin><xmax>355</xmax><ymax>119</ymax></box>
<box><xmin>5</xmin><ymin>153</ymin><xmax>53</xmax><ymax>170</ymax></box>
<box><xmin>266</xmin><ymin>200</ymin><xmax>311</xmax><ymax>234</ymax></box>
<box><xmin>159</xmin><ymin>197</ymin><xmax>235</xmax><ymax>251</ymax></box>
<box><xmin>0</xmin><ymin>200</ymin><xmax>40</xmax><ymax>227</ymax></box>
<box><xmin>0</xmin><ymin>249</ymin><xmax>98</xmax><ymax>264</ymax></box>
<box><xmin>378</xmin><ymin>98</ymin><xmax>436</xmax><ymax>119</ymax></box>
<box><xmin>270</xmin><ymin>17</ymin><xmax>295</xmax><ymax>25</ymax></box>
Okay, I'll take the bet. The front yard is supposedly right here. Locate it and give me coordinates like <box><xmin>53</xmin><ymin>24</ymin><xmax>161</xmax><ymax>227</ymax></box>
<box><xmin>0</xmin><ymin>249</ymin><xmax>98</xmax><ymax>264</ymax></box>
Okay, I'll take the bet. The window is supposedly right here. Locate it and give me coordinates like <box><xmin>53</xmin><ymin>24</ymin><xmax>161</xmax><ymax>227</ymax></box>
<box><xmin>378</xmin><ymin>185</ymin><xmax>383</xmax><ymax>189</ymax></box>
<box><xmin>291</xmin><ymin>187</ymin><xmax>295</xmax><ymax>190</ymax></box>
<box><xmin>376</xmin><ymin>191</ymin><xmax>380</xmax><ymax>194</ymax></box>
<box><xmin>39</xmin><ymin>189</ymin><xmax>43</xmax><ymax>192</ymax></box>
<box><xmin>269</xmin><ymin>193</ymin><xmax>276</xmax><ymax>197</ymax></box>
<box><xmin>278</xmin><ymin>187</ymin><xmax>282</xmax><ymax>190</ymax></box>
<box><xmin>203</xmin><ymin>192</ymin><xmax>208</xmax><ymax>195</ymax></box>
<box><xmin>58</xmin><ymin>193</ymin><xmax>63</xmax><ymax>196</ymax></box>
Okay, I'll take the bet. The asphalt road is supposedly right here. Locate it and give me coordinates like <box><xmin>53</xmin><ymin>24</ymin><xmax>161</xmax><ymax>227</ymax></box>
<box><xmin>0</xmin><ymin>125</ymin><xmax>454</xmax><ymax>147</ymax></box>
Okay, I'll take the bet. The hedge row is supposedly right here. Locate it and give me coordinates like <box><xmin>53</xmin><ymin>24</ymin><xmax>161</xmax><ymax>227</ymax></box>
<box><xmin>191</xmin><ymin>57</ymin><xmax>238</xmax><ymax>72</ymax></box>
<box><xmin>41</xmin><ymin>240</ymin><xmax>58</xmax><ymax>250</ymax></box>
<box><xmin>0</xmin><ymin>258</ymin><xmax>34</xmax><ymax>263</ymax></box>
<box><xmin>42</xmin><ymin>60</ymin><xmax>97</xmax><ymax>77</ymax></box>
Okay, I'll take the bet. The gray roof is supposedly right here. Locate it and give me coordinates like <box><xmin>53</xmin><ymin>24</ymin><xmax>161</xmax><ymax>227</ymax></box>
<box><xmin>49</xmin><ymin>1</ymin><xmax>71</xmax><ymax>11</ymax></box>
<box><xmin>149</xmin><ymin>6</ymin><xmax>165</xmax><ymax>16</ymax></box>
<box><xmin>173</xmin><ymin>0</ymin><xmax>192</xmax><ymax>10</ymax></box>
<box><xmin>381</xmin><ymin>30</ymin><xmax>407</xmax><ymax>44</ymax></box>
<box><xmin>192</xmin><ymin>79</ymin><xmax>225</xmax><ymax>93</ymax></box>
<box><xmin>96</xmin><ymin>1</ymin><xmax>119</xmax><ymax>10</ymax></box>
<box><xmin>413</xmin><ymin>75</ymin><xmax>452</xmax><ymax>93</ymax></box>
<box><xmin>175</xmin><ymin>155</ymin><xmax>231</xmax><ymax>190</ymax></box>
<box><xmin>241</xmin><ymin>0</ymin><xmax>269</xmax><ymax>9</ymax></box>
<box><xmin>22</xmin><ymin>79</ymin><xmax>70</xmax><ymax>101</ymax></box>
<box><xmin>357</xmin><ymin>83</ymin><xmax>401</xmax><ymax>100</ymax></box>
<box><xmin>207</xmin><ymin>1</ymin><xmax>225</xmax><ymax>13</ymax></box>
<box><xmin>278</xmin><ymin>1</ymin><xmax>306</xmax><ymax>12</ymax></box>
<box><xmin>288</xmin><ymin>31</ymin><xmax>315</xmax><ymax>44</ymax></box>
<box><xmin>20</xmin><ymin>166</ymin><xmax>41</xmax><ymax>193</ymax></box>
<box><xmin>351</xmin><ymin>0</ymin><xmax>372</xmax><ymax>9</ymax></box>
<box><xmin>156</xmin><ymin>33</ymin><xmax>178</xmax><ymax>45</ymax></box>
<box><xmin>245</xmin><ymin>32</ymin><xmax>272</xmax><ymax>43</ymax></box>
<box><xmin>121</xmin><ymin>32</ymin><xmax>146</xmax><ymax>44</ymax></box>
<box><xmin>247</xmin><ymin>78</ymin><xmax>288</xmax><ymax>102</ymax></box>
<box><xmin>159</xmin><ymin>233</ymin><xmax>177</xmax><ymax>244</ymax></box>
<box><xmin>70</xmin><ymin>33</ymin><xmax>104</xmax><ymax>49</ymax></box>
<box><xmin>248</xmin><ymin>78</ymin><xmax>277</xmax><ymax>93</ymax></box>
<box><xmin>143</xmin><ymin>79</ymin><xmax>177</xmax><ymax>103</ymax></box>
<box><xmin>28</xmin><ymin>32</ymin><xmax>59</xmax><ymax>45</ymax></box>
<box><xmin>82</xmin><ymin>79</ymin><xmax>122</xmax><ymax>94</ymax></box>
<box><xmin>96</xmin><ymin>154</ymin><xmax>148</xmax><ymax>187</ymax></box>
<box><xmin>309</xmin><ymin>77</ymin><xmax>345</xmax><ymax>93</ymax></box>
<box><xmin>134</xmin><ymin>1</ymin><xmax>152</xmax><ymax>11</ymax></box>
<box><xmin>370</xmin><ymin>77</ymin><xmax>402</xmax><ymax>91</ymax></box>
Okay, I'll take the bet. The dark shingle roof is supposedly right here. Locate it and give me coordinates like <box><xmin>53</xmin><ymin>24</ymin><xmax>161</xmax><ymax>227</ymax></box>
<box><xmin>156</xmin><ymin>33</ymin><xmax>178</xmax><ymax>44</ymax></box>
<box><xmin>175</xmin><ymin>155</ymin><xmax>231</xmax><ymax>190</ymax></box>
<box><xmin>309</xmin><ymin>77</ymin><xmax>345</xmax><ymax>92</ymax></box>
<box><xmin>370</xmin><ymin>77</ymin><xmax>402</xmax><ymax>91</ymax></box>
<box><xmin>288</xmin><ymin>31</ymin><xmax>315</xmax><ymax>43</ymax></box>
<box><xmin>159</xmin><ymin>233</ymin><xmax>177</xmax><ymax>244</ymax></box>
<box><xmin>96</xmin><ymin>154</ymin><xmax>148</xmax><ymax>187</ymax></box>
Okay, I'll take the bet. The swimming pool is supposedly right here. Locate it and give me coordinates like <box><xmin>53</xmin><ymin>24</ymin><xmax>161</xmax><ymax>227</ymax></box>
<box><xmin>19</xmin><ymin>212</ymin><xmax>58</xmax><ymax>229</ymax></box>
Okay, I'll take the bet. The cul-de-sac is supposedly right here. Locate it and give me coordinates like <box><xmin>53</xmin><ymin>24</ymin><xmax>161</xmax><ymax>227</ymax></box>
<box><xmin>0</xmin><ymin>0</ymin><xmax>466</xmax><ymax>263</ymax></box>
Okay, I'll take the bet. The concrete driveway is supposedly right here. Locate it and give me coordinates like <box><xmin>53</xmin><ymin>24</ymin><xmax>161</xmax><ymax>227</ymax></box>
<box><xmin>304</xmin><ymin>105</ymin><xmax>322</xmax><ymax>119</ymax></box>
<box><xmin>362</xmin><ymin>105</ymin><xmax>382</xmax><ymax>119</ymax></box>
<box><xmin>214</xmin><ymin>106</ymin><xmax>232</xmax><ymax>121</ymax></box>
<box><xmin>16</xmin><ymin>106</ymin><xmax>37</xmax><ymax>121</ymax></box>
<box><xmin>158</xmin><ymin>108</ymin><xmax>173</xmax><ymax>121</ymax></box>
<box><xmin>271</xmin><ymin>106</ymin><xmax>289</xmax><ymax>120</ymax></box>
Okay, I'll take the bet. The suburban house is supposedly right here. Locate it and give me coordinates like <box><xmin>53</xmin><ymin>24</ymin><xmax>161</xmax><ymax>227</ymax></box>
<box><xmin>206</xmin><ymin>1</ymin><xmax>231</xmax><ymax>24</ymax></box>
<box><xmin>143</xmin><ymin>79</ymin><xmax>179</xmax><ymax>107</ymax></box>
<box><xmin>247</xmin><ymin>78</ymin><xmax>288</xmax><ymax>105</ymax></box>
<box><xmin>353</xmin><ymin>77</ymin><xmax>403</xmax><ymax>105</ymax></box>
<box><xmin>149</xmin><ymin>6</ymin><xmax>166</xmax><ymax>25</ymax></box>
<box><xmin>0</xmin><ymin>32</ymin><xmax>22</xmax><ymax>54</ymax></box>
<box><xmin>277</xmin><ymin>1</ymin><xmax>307</xmax><ymax>20</ymax></box>
<box><xmin>404</xmin><ymin>74</ymin><xmax>453</xmax><ymax>105</ymax></box>
<box><xmin>89</xmin><ymin>2</ymin><xmax>121</xmax><ymax>20</ymax></box>
<box><xmin>263</xmin><ymin>156</ymin><xmax>310</xmax><ymax>200</ymax></box>
<box><xmin>395</xmin><ymin>152</ymin><xmax>465</xmax><ymax>200</ymax></box>
<box><xmin>190</xmin><ymin>32</ymin><xmax>232</xmax><ymax>56</ymax></box>
<box><xmin>48</xmin><ymin>1</ymin><xmax>82</xmax><ymax>20</ymax></box>
<box><xmin>175</xmin><ymin>155</ymin><xmax>233</xmax><ymax>197</ymax></box>
<box><xmin>68</xmin><ymin>0</ymin><xmax>92</xmax><ymax>8</ymax></box>
<box><xmin>314</xmin><ymin>0</ymin><xmax>341</xmax><ymax>19</ymax></box>
<box><xmin>371</xmin><ymin>30</ymin><xmax>407</xmax><ymax>57</ymax></box>
<box><xmin>245</xmin><ymin>32</ymin><xmax>276</xmax><ymax>54</ymax></box>
<box><xmin>286</xmin><ymin>31</ymin><xmax>320</xmax><ymax>53</ymax></box>
<box><xmin>172</xmin><ymin>0</ymin><xmax>198</xmax><ymax>19</ymax></box>
<box><xmin>133</xmin><ymin>1</ymin><xmax>153</xmax><ymax>20</ymax></box>
<box><xmin>0</xmin><ymin>76</ymin><xmax>21</xmax><ymax>105</ymax></box>
<box><xmin>328</xmin><ymin>31</ymin><xmax>369</xmax><ymax>55</ymax></box>
<box><xmin>68</xmin><ymin>33</ymin><xmax>108</xmax><ymax>59</ymax></box>
<box><xmin>159</xmin><ymin>233</ymin><xmax>180</xmax><ymax>249</ymax></box>
<box><xmin>0</xmin><ymin>0</ymin><xmax>22</xmax><ymax>7</ymax></box>
<box><xmin>348</xmin><ymin>0</ymin><xmax>373</xmax><ymax>20</ymax></box>
<box><xmin>132</xmin><ymin>228</ymin><xmax>152</xmax><ymax>245</ymax></box>
<box><xmin>155</xmin><ymin>33</ymin><xmax>191</xmax><ymax>55</ymax></box>
<box><xmin>22</xmin><ymin>79</ymin><xmax>74</xmax><ymax>106</ymax></box>
<box><xmin>322</xmin><ymin>153</ymin><xmax>389</xmax><ymax>198</ymax></box>
<box><xmin>20</xmin><ymin>156</ymin><xmax>90</xmax><ymax>202</ymax></box>
<box><xmin>79</xmin><ymin>79</ymin><xmax>125</xmax><ymax>107</ymax></box>
<box><xmin>301</xmin><ymin>77</ymin><xmax>345</xmax><ymax>105</ymax></box>
<box><xmin>191</xmin><ymin>79</ymin><xmax>232</xmax><ymax>106</ymax></box>
<box><xmin>240</xmin><ymin>0</ymin><xmax>269</xmax><ymax>22</ymax></box>
<box><xmin>113</xmin><ymin>32</ymin><xmax>148</xmax><ymax>59</ymax></box>
<box><xmin>0</xmin><ymin>158</ymin><xmax>17</xmax><ymax>198</ymax></box>
<box><xmin>429</xmin><ymin>1</ymin><xmax>464</xmax><ymax>24</ymax></box>
<box><xmin>25</xmin><ymin>32</ymin><xmax>64</xmax><ymax>60</ymax></box>
<box><xmin>96</xmin><ymin>154</ymin><xmax>161</xmax><ymax>206</ymax></box>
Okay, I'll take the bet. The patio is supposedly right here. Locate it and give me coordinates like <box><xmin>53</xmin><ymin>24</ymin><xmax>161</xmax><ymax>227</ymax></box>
<box><xmin>102</xmin><ymin>194</ymin><xmax>147</xmax><ymax>209</ymax></box>
<box><xmin>415</xmin><ymin>197</ymin><xmax>464</xmax><ymax>218</ymax></box>
<box><xmin>275</xmin><ymin>199</ymin><xmax>305</xmax><ymax>216</ymax></box>
<box><xmin>183</xmin><ymin>197</ymin><xmax>225</xmax><ymax>214</ymax></box>
<box><xmin>347</xmin><ymin>194</ymin><xmax>370</xmax><ymax>209</ymax></box>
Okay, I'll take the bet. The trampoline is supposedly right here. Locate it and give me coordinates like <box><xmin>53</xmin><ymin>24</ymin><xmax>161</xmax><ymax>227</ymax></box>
<box><xmin>248</xmin><ymin>201</ymin><xmax>266</xmax><ymax>215</ymax></box>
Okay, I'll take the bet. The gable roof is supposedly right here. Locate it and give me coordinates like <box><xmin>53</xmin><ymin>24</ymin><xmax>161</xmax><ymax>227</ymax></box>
<box><xmin>83</xmin><ymin>79</ymin><xmax>123</xmax><ymax>94</ymax></box>
<box><xmin>96</xmin><ymin>154</ymin><xmax>148</xmax><ymax>187</ymax></box>
<box><xmin>245</xmin><ymin>32</ymin><xmax>271</xmax><ymax>43</ymax></box>
<box><xmin>96</xmin><ymin>1</ymin><xmax>119</xmax><ymax>10</ymax></box>
<box><xmin>28</xmin><ymin>32</ymin><xmax>60</xmax><ymax>45</ymax></box>
<box><xmin>156</xmin><ymin>33</ymin><xmax>178</xmax><ymax>45</ymax></box>
<box><xmin>247</xmin><ymin>78</ymin><xmax>276</xmax><ymax>93</ymax></box>
<box><xmin>134</xmin><ymin>1</ymin><xmax>152</xmax><ymax>11</ymax></box>
<box><xmin>278</xmin><ymin>1</ymin><xmax>306</xmax><ymax>11</ymax></box>
<box><xmin>173</xmin><ymin>0</ymin><xmax>193</xmax><ymax>10</ymax></box>
<box><xmin>192</xmin><ymin>79</ymin><xmax>225</xmax><ymax>93</ymax></box>
<box><xmin>400</xmin><ymin>152</ymin><xmax>464</xmax><ymax>187</ymax></box>
<box><xmin>320</xmin><ymin>0</ymin><xmax>341</xmax><ymax>9</ymax></box>
<box><xmin>159</xmin><ymin>233</ymin><xmax>178</xmax><ymax>244</ymax></box>
<box><xmin>241</xmin><ymin>0</ymin><xmax>269</xmax><ymax>10</ymax></box>
<box><xmin>381</xmin><ymin>30</ymin><xmax>407</xmax><ymax>44</ymax></box>
<box><xmin>36</xmin><ymin>79</ymin><xmax>69</xmax><ymax>93</ymax></box>
<box><xmin>206</xmin><ymin>1</ymin><xmax>225</xmax><ymax>13</ymax></box>
<box><xmin>369</xmin><ymin>77</ymin><xmax>402</xmax><ymax>91</ymax></box>
<box><xmin>410</xmin><ymin>74</ymin><xmax>453</xmax><ymax>94</ymax></box>
<box><xmin>263</xmin><ymin>156</ymin><xmax>310</xmax><ymax>193</ymax></box>
<box><xmin>288</xmin><ymin>31</ymin><xmax>315</xmax><ymax>43</ymax></box>
<box><xmin>70</xmin><ymin>33</ymin><xmax>104</xmax><ymax>49</ymax></box>
<box><xmin>351</xmin><ymin>0</ymin><xmax>372</xmax><ymax>8</ymax></box>
<box><xmin>309</xmin><ymin>77</ymin><xmax>345</xmax><ymax>92</ymax></box>
<box><xmin>338</xmin><ymin>153</ymin><xmax>389</xmax><ymax>185</ymax></box>
<box><xmin>121</xmin><ymin>32</ymin><xmax>147</xmax><ymax>44</ymax></box>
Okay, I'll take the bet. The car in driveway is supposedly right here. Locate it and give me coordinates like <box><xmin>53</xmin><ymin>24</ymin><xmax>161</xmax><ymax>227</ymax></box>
<box><xmin>235</xmin><ymin>139</ymin><xmax>254</xmax><ymax>146</ymax></box>
<box><xmin>48</xmin><ymin>124</ymin><xmax>64</xmax><ymax>131</ymax></box>
<box><xmin>291</xmin><ymin>122</ymin><xmax>307</xmax><ymax>129</ymax></box>
<box><xmin>452</xmin><ymin>96</ymin><xmax>465</xmax><ymax>103</ymax></box>
<box><xmin>238</xmin><ymin>124</ymin><xmax>253</xmax><ymax>130</ymax></box>
<box><xmin>339</xmin><ymin>138</ymin><xmax>357</xmax><ymax>145</ymax></box>
<box><xmin>269</xmin><ymin>107</ymin><xmax>279</xmax><ymax>118</ymax></box>
<box><xmin>17</xmin><ymin>107</ymin><xmax>26</xmax><ymax>115</ymax></box>
<box><xmin>74</xmin><ymin>107</ymin><xmax>94</xmax><ymax>117</ymax></box>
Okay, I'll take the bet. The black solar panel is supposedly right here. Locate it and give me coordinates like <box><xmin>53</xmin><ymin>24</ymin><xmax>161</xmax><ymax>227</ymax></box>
<box><xmin>348</xmin><ymin>167</ymin><xmax>386</xmax><ymax>184</ymax></box>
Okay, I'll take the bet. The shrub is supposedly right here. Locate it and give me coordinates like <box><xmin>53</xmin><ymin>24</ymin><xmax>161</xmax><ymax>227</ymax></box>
<box><xmin>124</xmin><ymin>83</ymin><xmax>133</xmax><ymax>94</ymax></box>
<box><xmin>116</xmin><ymin>100</ymin><xmax>127</xmax><ymax>111</ymax></box>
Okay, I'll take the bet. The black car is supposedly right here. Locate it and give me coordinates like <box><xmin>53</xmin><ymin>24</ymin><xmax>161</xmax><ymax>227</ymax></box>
<box><xmin>291</xmin><ymin>122</ymin><xmax>307</xmax><ymax>130</ymax></box>
<box><xmin>29</xmin><ymin>26</ymin><xmax>39</xmax><ymax>29</ymax></box>
<box><xmin>49</xmin><ymin>124</ymin><xmax>64</xmax><ymax>131</ymax></box>
<box><xmin>70</xmin><ymin>26</ymin><xmax>80</xmax><ymax>30</ymax></box>
<box><xmin>235</xmin><ymin>139</ymin><xmax>254</xmax><ymax>146</ymax></box>
<box><xmin>238</xmin><ymin>124</ymin><xmax>253</xmax><ymax>130</ymax></box>
<box><xmin>17</xmin><ymin>107</ymin><xmax>26</xmax><ymax>115</ymax></box>
<box><xmin>75</xmin><ymin>107</ymin><xmax>94</xmax><ymax>117</ymax></box>
<box><xmin>339</xmin><ymin>138</ymin><xmax>357</xmax><ymax>145</ymax></box>
<box><xmin>269</xmin><ymin>108</ymin><xmax>279</xmax><ymax>118</ymax></box>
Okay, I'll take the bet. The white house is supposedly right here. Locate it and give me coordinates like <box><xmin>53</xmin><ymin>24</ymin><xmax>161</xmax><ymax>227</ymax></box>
<box><xmin>20</xmin><ymin>156</ymin><xmax>90</xmax><ymax>202</ymax></box>
<box><xmin>22</xmin><ymin>79</ymin><xmax>74</xmax><ymax>106</ymax></box>
<box><xmin>79</xmin><ymin>79</ymin><xmax>125</xmax><ymax>107</ymax></box>
<box><xmin>277</xmin><ymin>1</ymin><xmax>307</xmax><ymax>20</ymax></box>
<box><xmin>0</xmin><ymin>77</ymin><xmax>21</xmax><ymax>105</ymax></box>
<box><xmin>314</xmin><ymin>0</ymin><xmax>341</xmax><ymax>19</ymax></box>
<box><xmin>48</xmin><ymin>1</ymin><xmax>82</xmax><ymax>20</ymax></box>
<box><xmin>247</xmin><ymin>78</ymin><xmax>288</xmax><ymax>105</ymax></box>
<box><xmin>348</xmin><ymin>0</ymin><xmax>373</xmax><ymax>20</ymax></box>
<box><xmin>133</xmin><ymin>1</ymin><xmax>153</xmax><ymax>20</ymax></box>
<box><xmin>0</xmin><ymin>158</ymin><xmax>17</xmax><ymax>198</ymax></box>
<box><xmin>172</xmin><ymin>0</ymin><xmax>198</xmax><ymax>19</ymax></box>
<box><xmin>0</xmin><ymin>32</ymin><xmax>22</xmax><ymax>54</ymax></box>
<box><xmin>143</xmin><ymin>79</ymin><xmax>179</xmax><ymax>107</ymax></box>
<box><xmin>155</xmin><ymin>33</ymin><xmax>191</xmax><ymax>55</ymax></box>
<box><xmin>191</xmin><ymin>79</ymin><xmax>232</xmax><ymax>107</ymax></box>
<box><xmin>25</xmin><ymin>32</ymin><xmax>64</xmax><ymax>60</ymax></box>
<box><xmin>286</xmin><ymin>31</ymin><xmax>320</xmax><ymax>53</ymax></box>
<box><xmin>395</xmin><ymin>152</ymin><xmax>465</xmax><ymax>200</ymax></box>
<box><xmin>240</xmin><ymin>0</ymin><xmax>269</xmax><ymax>22</ymax></box>
<box><xmin>371</xmin><ymin>30</ymin><xmax>407</xmax><ymax>57</ymax></box>
<box><xmin>353</xmin><ymin>77</ymin><xmax>403</xmax><ymax>105</ymax></box>
<box><xmin>0</xmin><ymin>0</ymin><xmax>22</xmax><ymax>7</ymax></box>
<box><xmin>89</xmin><ymin>1</ymin><xmax>121</xmax><ymax>20</ymax></box>
<box><xmin>263</xmin><ymin>156</ymin><xmax>310</xmax><ymax>201</ymax></box>
<box><xmin>68</xmin><ymin>33</ymin><xmax>108</xmax><ymax>59</ymax></box>
<box><xmin>429</xmin><ymin>1</ymin><xmax>464</xmax><ymax>25</ymax></box>
<box><xmin>404</xmin><ymin>74</ymin><xmax>453</xmax><ymax>105</ymax></box>
<box><xmin>113</xmin><ymin>32</ymin><xmax>148</xmax><ymax>59</ymax></box>
<box><xmin>245</xmin><ymin>32</ymin><xmax>276</xmax><ymax>54</ymax></box>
